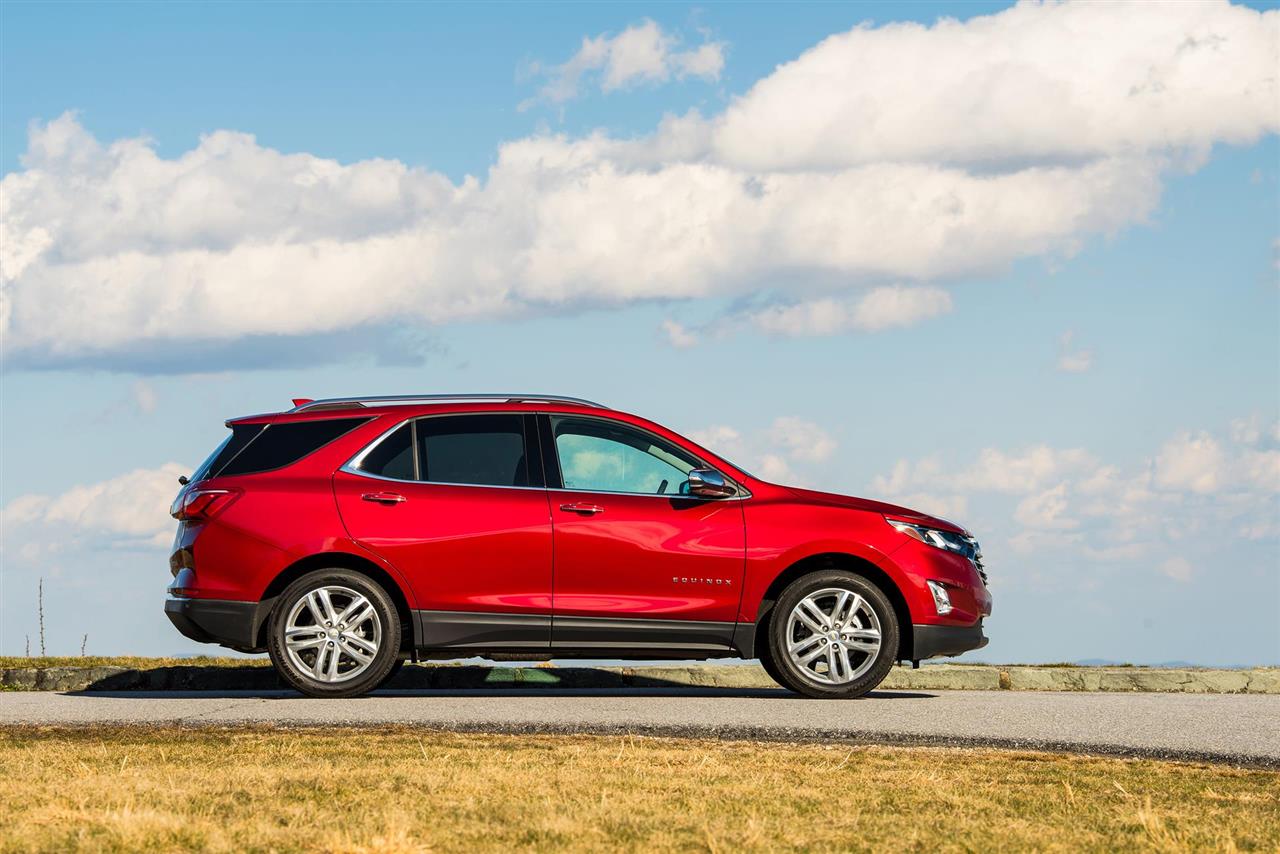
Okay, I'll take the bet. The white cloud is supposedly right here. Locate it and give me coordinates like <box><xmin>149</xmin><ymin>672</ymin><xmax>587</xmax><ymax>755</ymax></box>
<box><xmin>1056</xmin><ymin>330</ymin><xmax>1094</xmax><ymax>373</ymax></box>
<box><xmin>1160</xmin><ymin>557</ymin><xmax>1194</xmax><ymax>583</ymax></box>
<box><xmin>1241</xmin><ymin>448</ymin><xmax>1280</xmax><ymax>492</ymax></box>
<box><xmin>962</xmin><ymin>446</ymin><xmax>1098</xmax><ymax>494</ymax></box>
<box><xmin>3</xmin><ymin>117</ymin><xmax>1176</xmax><ymax>366</ymax></box>
<box><xmin>710</xmin><ymin>0</ymin><xmax>1278</xmax><ymax>170</ymax></box>
<box><xmin>869</xmin><ymin>417</ymin><xmax>1279</xmax><ymax>583</ymax></box>
<box><xmin>767</xmin><ymin>416</ymin><xmax>837</xmax><ymax>463</ymax></box>
<box><xmin>660</xmin><ymin>319</ymin><xmax>699</xmax><ymax>349</ymax></box>
<box><xmin>2</xmin><ymin>1</ymin><xmax>1275</xmax><ymax>368</ymax></box>
<box><xmin>1230</xmin><ymin>414</ymin><xmax>1280</xmax><ymax>446</ymax></box>
<box><xmin>687</xmin><ymin>424</ymin><xmax>742</xmax><ymax>452</ymax></box>
<box><xmin>1014</xmin><ymin>483</ymin><xmax>1079</xmax><ymax>529</ymax></box>
<box><xmin>749</xmin><ymin>286</ymin><xmax>953</xmax><ymax>337</ymax></box>
<box><xmin>873</xmin><ymin>447</ymin><xmax>1097</xmax><ymax>525</ymax></box>
<box><xmin>1006</xmin><ymin>529</ymin><xmax>1082</xmax><ymax>557</ymax></box>
<box><xmin>673</xmin><ymin>41</ymin><xmax>726</xmax><ymax>80</ymax></box>
<box><xmin>1154</xmin><ymin>431</ymin><xmax>1225</xmax><ymax>493</ymax></box>
<box><xmin>132</xmin><ymin>379</ymin><xmax>158</xmax><ymax>414</ymax></box>
<box><xmin>690</xmin><ymin>417</ymin><xmax>836</xmax><ymax>485</ymax></box>
<box><xmin>1057</xmin><ymin>351</ymin><xmax>1094</xmax><ymax>373</ymax></box>
<box><xmin>871</xmin><ymin>457</ymin><xmax>971</xmax><ymax>521</ymax></box>
<box><xmin>885</xmin><ymin>492</ymin><xmax>969</xmax><ymax>522</ymax></box>
<box><xmin>524</xmin><ymin>20</ymin><xmax>724</xmax><ymax>107</ymax></box>
<box><xmin>755</xmin><ymin>454</ymin><xmax>795</xmax><ymax>484</ymax></box>
<box><xmin>1</xmin><ymin>463</ymin><xmax>187</xmax><ymax>551</ymax></box>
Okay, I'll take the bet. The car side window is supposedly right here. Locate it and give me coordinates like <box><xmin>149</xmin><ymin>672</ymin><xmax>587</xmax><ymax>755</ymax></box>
<box><xmin>216</xmin><ymin>418</ymin><xmax>369</xmax><ymax>477</ymax></box>
<box><xmin>417</xmin><ymin>414</ymin><xmax>529</xmax><ymax>488</ymax></box>
<box><xmin>551</xmin><ymin>416</ymin><xmax>699</xmax><ymax>495</ymax></box>
<box><xmin>356</xmin><ymin>423</ymin><xmax>416</xmax><ymax>480</ymax></box>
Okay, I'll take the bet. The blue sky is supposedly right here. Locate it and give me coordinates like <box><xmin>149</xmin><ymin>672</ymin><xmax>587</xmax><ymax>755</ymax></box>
<box><xmin>1</xmin><ymin>1</ymin><xmax>1277</xmax><ymax>664</ymax></box>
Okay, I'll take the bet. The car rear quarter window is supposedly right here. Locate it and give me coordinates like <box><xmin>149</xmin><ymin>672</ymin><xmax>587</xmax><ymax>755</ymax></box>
<box><xmin>417</xmin><ymin>414</ymin><xmax>528</xmax><ymax>487</ymax></box>
<box><xmin>355</xmin><ymin>423</ymin><xmax>415</xmax><ymax>480</ymax></box>
<box><xmin>216</xmin><ymin>418</ymin><xmax>369</xmax><ymax>477</ymax></box>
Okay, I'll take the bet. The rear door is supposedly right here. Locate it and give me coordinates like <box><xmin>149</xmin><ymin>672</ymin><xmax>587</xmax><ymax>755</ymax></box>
<box><xmin>542</xmin><ymin>414</ymin><xmax>746</xmax><ymax>655</ymax></box>
<box><xmin>333</xmin><ymin>413</ymin><xmax>554</xmax><ymax>653</ymax></box>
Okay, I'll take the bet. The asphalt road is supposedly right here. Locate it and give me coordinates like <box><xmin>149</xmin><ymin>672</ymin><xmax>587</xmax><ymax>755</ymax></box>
<box><xmin>2</xmin><ymin>688</ymin><xmax>1276</xmax><ymax>767</ymax></box>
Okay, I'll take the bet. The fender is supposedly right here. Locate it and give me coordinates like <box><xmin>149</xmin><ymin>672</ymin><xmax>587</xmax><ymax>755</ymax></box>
<box><xmin>738</xmin><ymin>536</ymin><xmax>912</xmax><ymax>623</ymax></box>
<box><xmin>267</xmin><ymin>534</ymin><xmax>422</xmax><ymax>611</ymax></box>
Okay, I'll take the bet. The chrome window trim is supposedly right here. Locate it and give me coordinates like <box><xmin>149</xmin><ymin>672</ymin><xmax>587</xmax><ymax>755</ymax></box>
<box><xmin>339</xmin><ymin>466</ymin><xmax>749</xmax><ymax>501</ymax></box>
<box><xmin>339</xmin><ymin>466</ymin><xmax>550</xmax><ymax>493</ymax></box>
<box><xmin>341</xmin><ymin>411</ymin><xmax>751</xmax><ymax>501</ymax></box>
<box><xmin>548</xmin><ymin>485</ymin><xmax>750</xmax><ymax>502</ymax></box>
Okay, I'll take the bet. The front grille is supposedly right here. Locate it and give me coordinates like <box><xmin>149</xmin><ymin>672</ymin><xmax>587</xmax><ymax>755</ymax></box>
<box><xmin>962</xmin><ymin>535</ymin><xmax>987</xmax><ymax>585</ymax></box>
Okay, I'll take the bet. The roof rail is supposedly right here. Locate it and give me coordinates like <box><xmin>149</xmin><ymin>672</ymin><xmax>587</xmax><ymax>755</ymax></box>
<box><xmin>289</xmin><ymin>394</ymin><xmax>607</xmax><ymax>412</ymax></box>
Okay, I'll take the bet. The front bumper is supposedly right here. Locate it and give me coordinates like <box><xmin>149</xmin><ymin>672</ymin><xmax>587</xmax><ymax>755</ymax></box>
<box><xmin>912</xmin><ymin>622</ymin><xmax>988</xmax><ymax>661</ymax></box>
<box><xmin>165</xmin><ymin>597</ymin><xmax>264</xmax><ymax>652</ymax></box>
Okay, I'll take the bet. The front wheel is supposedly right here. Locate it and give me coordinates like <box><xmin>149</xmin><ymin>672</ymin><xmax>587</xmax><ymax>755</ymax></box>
<box><xmin>267</xmin><ymin>569</ymin><xmax>401</xmax><ymax>698</ymax></box>
<box><xmin>766</xmin><ymin>570</ymin><xmax>899</xmax><ymax>699</ymax></box>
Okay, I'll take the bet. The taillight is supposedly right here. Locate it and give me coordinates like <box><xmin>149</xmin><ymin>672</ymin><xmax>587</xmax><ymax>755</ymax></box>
<box><xmin>172</xmin><ymin>488</ymin><xmax>240</xmax><ymax>521</ymax></box>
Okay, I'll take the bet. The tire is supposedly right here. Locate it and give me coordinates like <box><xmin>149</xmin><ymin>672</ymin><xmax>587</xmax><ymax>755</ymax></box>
<box><xmin>756</xmin><ymin>620</ymin><xmax>788</xmax><ymax>688</ymax></box>
<box><xmin>267</xmin><ymin>569</ymin><xmax>402</xmax><ymax>698</ymax></box>
<box><xmin>767</xmin><ymin>570</ymin><xmax>899</xmax><ymax>699</ymax></box>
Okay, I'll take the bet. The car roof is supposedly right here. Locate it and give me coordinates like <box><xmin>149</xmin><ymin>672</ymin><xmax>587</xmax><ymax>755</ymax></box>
<box><xmin>222</xmin><ymin>394</ymin><xmax>755</xmax><ymax>484</ymax></box>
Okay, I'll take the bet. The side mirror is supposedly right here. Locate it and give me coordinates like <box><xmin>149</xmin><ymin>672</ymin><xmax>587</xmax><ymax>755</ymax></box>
<box><xmin>687</xmin><ymin>468</ymin><xmax>736</xmax><ymax>498</ymax></box>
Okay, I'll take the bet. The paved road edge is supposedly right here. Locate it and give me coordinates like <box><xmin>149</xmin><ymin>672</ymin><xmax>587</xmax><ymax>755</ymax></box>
<box><xmin>3</xmin><ymin>663</ymin><xmax>1277</xmax><ymax>694</ymax></box>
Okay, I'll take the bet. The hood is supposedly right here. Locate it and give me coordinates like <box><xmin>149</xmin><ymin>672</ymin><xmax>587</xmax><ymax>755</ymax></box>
<box><xmin>784</xmin><ymin>486</ymin><xmax>968</xmax><ymax>535</ymax></box>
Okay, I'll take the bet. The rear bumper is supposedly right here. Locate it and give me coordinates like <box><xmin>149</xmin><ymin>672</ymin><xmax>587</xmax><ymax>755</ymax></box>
<box><xmin>165</xmin><ymin>597</ymin><xmax>264</xmax><ymax>652</ymax></box>
<box><xmin>912</xmin><ymin>622</ymin><xmax>987</xmax><ymax>661</ymax></box>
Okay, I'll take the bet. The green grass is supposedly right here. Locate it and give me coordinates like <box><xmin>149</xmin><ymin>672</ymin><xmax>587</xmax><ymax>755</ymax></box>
<box><xmin>0</xmin><ymin>726</ymin><xmax>1275</xmax><ymax>852</ymax></box>
<box><xmin>1</xmin><ymin>656</ymin><xmax>1199</xmax><ymax>671</ymax></box>
<box><xmin>0</xmin><ymin>656</ymin><xmax>265</xmax><ymax>670</ymax></box>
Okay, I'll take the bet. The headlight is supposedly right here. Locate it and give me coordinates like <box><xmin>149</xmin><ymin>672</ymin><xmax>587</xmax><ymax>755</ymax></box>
<box><xmin>886</xmin><ymin>517</ymin><xmax>987</xmax><ymax>585</ymax></box>
<box><xmin>886</xmin><ymin>518</ymin><xmax>969</xmax><ymax>554</ymax></box>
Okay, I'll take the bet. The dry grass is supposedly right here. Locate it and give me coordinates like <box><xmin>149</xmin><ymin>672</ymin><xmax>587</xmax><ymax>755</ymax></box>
<box><xmin>0</xmin><ymin>727</ymin><xmax>1276</xmax><ymax>852</ymax></box>
<box><xmin>0</xmin><ymin>656</ymin><xmax>263</xmax><ymax>670</ymax></box>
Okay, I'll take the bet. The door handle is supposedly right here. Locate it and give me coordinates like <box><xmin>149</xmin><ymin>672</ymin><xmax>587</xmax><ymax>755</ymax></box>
<box><xmin>362</xmin><ymin>492</ymin><xmax>407</xmax><ymax>504</ymax></box>
<box><xmin>560</xmin><ymin>502</ymin><xmax>604</xmax><ymax>515</ymax></box>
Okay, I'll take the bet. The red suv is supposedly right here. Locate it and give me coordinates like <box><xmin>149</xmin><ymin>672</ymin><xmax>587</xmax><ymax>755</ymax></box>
<box><xmin>167</xmin><ymin>394</ymin><xmax>991</xmax><ymax>698</ymax></box>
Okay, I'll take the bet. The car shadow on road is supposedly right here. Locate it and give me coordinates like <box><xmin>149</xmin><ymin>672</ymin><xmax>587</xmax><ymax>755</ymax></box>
<box><xmin>66</xmin><ymin>665</ymin><xmax>938</xmax><ymax>700</ymax></box>
<box><xmin>66</xmin><ymin>686</ymin><xmax>937</xmax><ymax>701</ymax></box>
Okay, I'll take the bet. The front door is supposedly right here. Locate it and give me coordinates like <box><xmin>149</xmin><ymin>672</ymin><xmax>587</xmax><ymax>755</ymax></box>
<box><xmin>542</xmin><ymin>414</ymin><xmax>746</xmax><ymax>655</ymax></box>
<box><xmin>333</xmin><ymin>412</ymin><xmax>553</xmax><ymax>653</ymax></box>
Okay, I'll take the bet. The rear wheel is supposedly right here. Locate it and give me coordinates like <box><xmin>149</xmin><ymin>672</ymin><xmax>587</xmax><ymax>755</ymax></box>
<box><xmin>767</xmin><ymin>570</ymin><xmax>899</xmax><ymax>699</ymax></box>
<box><xmin>267</xmin><ymin>569</ymin><xmax>401</xmax><ymax>698</ymax></box>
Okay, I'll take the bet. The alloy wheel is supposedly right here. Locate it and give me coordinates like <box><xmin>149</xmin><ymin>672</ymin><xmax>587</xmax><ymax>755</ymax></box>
<box><xmin>784</xmin><ymin>587</ymin><xmax>882</xmax><ymax>685</ymax></box>
<box><xmin>282</xmin><ymin>585</ymin><xmax>382</xmax><ymax>683</ymax></box>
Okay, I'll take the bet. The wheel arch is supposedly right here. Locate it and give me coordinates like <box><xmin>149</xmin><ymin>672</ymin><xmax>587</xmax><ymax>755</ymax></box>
<box><xmin>256</xmin><ymin>551</ymin><xmax>416</xmax><ymax>651</ymax></box>
<box><xmin>749</xmin><ymin>552</ymin><xmax>915</xmax><ymax>662</ymax></box>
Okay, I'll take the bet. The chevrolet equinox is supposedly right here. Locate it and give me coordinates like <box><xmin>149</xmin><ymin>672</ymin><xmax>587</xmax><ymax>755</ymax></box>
<box><xmin>166</xmin><ymin>394</ymin><xmax>991</xmax><ymax>698</ymax></box>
